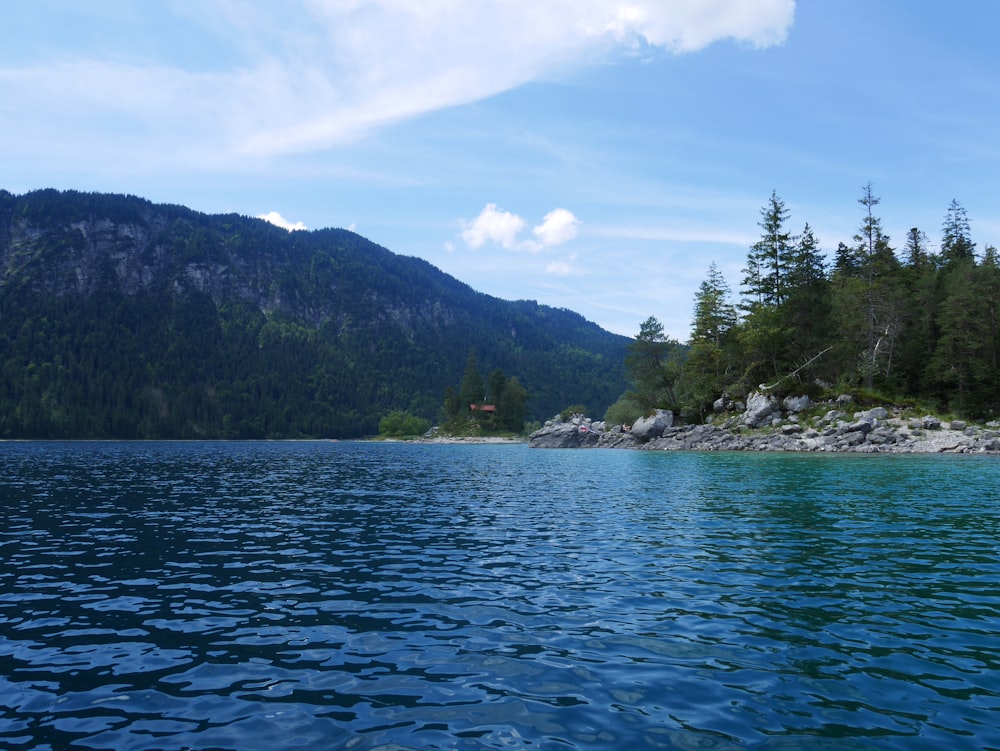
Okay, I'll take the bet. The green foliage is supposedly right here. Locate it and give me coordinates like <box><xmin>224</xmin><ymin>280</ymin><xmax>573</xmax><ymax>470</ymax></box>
<box><xmin>379</xmin><ymin>410</ymin><xmax>431</xmax><ymax>437</ymax></box>
<box><xmin>603</xmin><ymin>394</ymin><xmax>645</xmax><ymax>428</ymax></box>
<box><xmin>624</xmin><ymin>316</ymin><xmax>684</xmax><ymax>411</ymax></box>
<box><xmin>634</xmin><ymin>190</ymin><xmax>1000</xmax><ymax>424</ymax></box>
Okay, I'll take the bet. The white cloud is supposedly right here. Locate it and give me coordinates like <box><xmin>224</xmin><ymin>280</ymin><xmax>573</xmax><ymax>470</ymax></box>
<box><xmin>461</xmin><ymin>204</ymin><xmax>526</xmax><ymax>249</ymax></box>
<box><xmin>240</xmin><ymin>0</ymin><xmax>795</xmax><ymax>155</ymax></box>
<box><xmin>462</xmin><ymin>204</ymin><xmax>583</xmax><ymax>252</ymax></box>
<box><xmin>533</xmin><ymin>208</ymin><xmax>581</xmax><ymax>247</ymax></box>
<box><xmin>258</xmin><ymin>211</ymin><xmax>307</xmax><ymax>231</ymax></box>
<box><xmin>0</xmin><ymin>1</ymin><xmax>795</xmax><ymax>167</ymax></box>
<box><xmin>546</xmin><ymin>260</ymin><xmax>574</xmax><ymax>276</ymax></box>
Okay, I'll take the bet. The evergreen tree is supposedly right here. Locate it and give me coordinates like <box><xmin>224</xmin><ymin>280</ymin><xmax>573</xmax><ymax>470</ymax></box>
<box><xmin>896</xmin><ymin>229</ymin><xmax>939</xmax><ymax>395</ymax></box>
<box><xmin>851</xmin><ymin>183</ymin><xmax>903</xmax><ymax>389</ymax></box>
<box><xmin>625</xmin><ymin>316</ymin><xmax>681</xmax><ymax>411</ymax></box>
<box><xmin>691</xmin><ymin>263</ymin><xmax>737</xmax><ymax>347</ymax></box>
<box><xmin>682</xmin><ymin>264</ymin><xmax>737</xmax><ymax>418</ymax></box>
<box><xmin>739</xmin><ymin>192</ymin><xmax>795</xmax><ymax>385</ymax></box>
<box><xmin>742</xmin><ymin>191</ymin><xmax>793</xmax><ymax>306</ymax></box>
<box><xmin>980</xmin><ymin>247</ymin><xmax>1000</xmax><ymax>407</ymax></box>
<box><xmin>902</xmin><ymin>227</ymin><xmax>933</xmax><ymax>270</ymax></box>
<box><xmin>930</xmin><ymin>260</ymin><xmax>990</xmax><ymax>413</ymax></box>
<box><xmin>440</xmin><ymin>386</ymin><xmax>460</xmax><ymax>424</ymax></box>
<box><xmin>834</xmin><ymin>242</ymin><xmax>860</xmax><ymax>277</ymax></box>
<box><xmin>487</xmin><ymin>368</ymin><xmax>507</xmax><ymax>407</ymax></box>
<box><xmin>497</xmin><ymin>376</ymin><xmax>528</xmax><ymax>432</ymax></box>
<box><xmin>783</xmin><ymin>223</ymin><xmax>831</xmax><ymax>374</ymax></box>
<box><xmin>940</xmin><ymin>199</ymin><xmax>976</xmax><ymax>270</ymax></box>
<box><xmin>458</xmin><ymin>349</ymin><xmax>485</xmax><ymax>409</ymax></box>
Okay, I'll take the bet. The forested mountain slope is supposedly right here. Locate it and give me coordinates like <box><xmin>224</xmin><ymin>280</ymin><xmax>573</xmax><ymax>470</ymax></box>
<box><xmin>0</xmin><ymin>189</ymin><xmax>628</xmax><ymax>438</ymax></box>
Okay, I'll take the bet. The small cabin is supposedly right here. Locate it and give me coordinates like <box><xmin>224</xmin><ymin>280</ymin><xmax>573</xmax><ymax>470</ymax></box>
<box><xmin>469</xmin><ymin>403</ymin><xmax>497</xmax><ymax>413</ymax></box>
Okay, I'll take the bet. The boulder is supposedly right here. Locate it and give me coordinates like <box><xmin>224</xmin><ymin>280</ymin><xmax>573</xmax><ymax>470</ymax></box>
<box><xmin>854</xmin><ymin>407</ymin><xmax>888</xmax><ymax>425</ymax></box>
<box><xmin>843</xmin><ymin>419</ymin><xmax>874</xmax><ymax>435</ymax></box>
<box><xmin>713</xmin><ymin>393</ymin><xmax>735</xmax><ymax>413</ymax></box>
<box><xmin>782</xmin><ymin>395</ymin><xmax>811</xmax><ymax>413</ymax></box>
<box><xmin>922</xmin><ymin>415</ymin><xmax>942</xmax><ymax>430</ymax></box>
<box><xmin>819</xmin><ymin>409</ymin><xmax>843</xmax><ymax>425</ymax></box>
<box><xmin>742</xmin><ymin>391</ymin><xmax>780</xmax><ymax>428</ymax></box>
<box><xmin>630</xmin><ymin>409</ymin><xmax>674</xmax><ymax>443</ymax></box>
<box><xmin>528</xmin><ymin>421</ymin><xmax>602</xmax><ymax>448</ymax></box>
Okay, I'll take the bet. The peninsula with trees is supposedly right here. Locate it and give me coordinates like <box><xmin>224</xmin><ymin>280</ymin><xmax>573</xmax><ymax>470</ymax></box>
<box><xmin>532</xmin><ymin>185</ymin><xmax>1000</xmax><ymax>453</ymax></box>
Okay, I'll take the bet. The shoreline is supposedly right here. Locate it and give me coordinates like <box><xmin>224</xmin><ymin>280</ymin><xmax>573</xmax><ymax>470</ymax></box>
<box><xmin>530</xmin><ymin>405</ymin><xmax>1000</xmax><ymax>455</ymax></box>
<box><xmin>412</xmin><ymin>435</ymin><xmax>525</xmax><ymax>445</ymax></box>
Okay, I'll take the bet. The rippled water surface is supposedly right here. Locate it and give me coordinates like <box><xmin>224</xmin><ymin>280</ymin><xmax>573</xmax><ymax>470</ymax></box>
<box><xmin>1</xmin><ymin>441</ymin><xmax>999</xmax><ymax>750</ymax></box>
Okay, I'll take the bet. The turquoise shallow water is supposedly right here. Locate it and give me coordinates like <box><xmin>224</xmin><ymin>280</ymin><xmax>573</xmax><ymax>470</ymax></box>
<box><xmin>1</xmin><ymin>441</ymin><xmax>999</xmax><ymax>750</ymax></box>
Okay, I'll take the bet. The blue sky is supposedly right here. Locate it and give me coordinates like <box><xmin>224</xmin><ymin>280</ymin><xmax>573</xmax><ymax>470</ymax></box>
<box><xmin>3</xmin><ymin>1</ymin><xmax>999</xmax><ymax>339</ymax></box>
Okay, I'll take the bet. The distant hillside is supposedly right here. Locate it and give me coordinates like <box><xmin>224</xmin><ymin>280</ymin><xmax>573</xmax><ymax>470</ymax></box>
<box><xmin>0</xmin><ymin>189</ymin><xmax>629</xmax><ymax>438</ymax></box>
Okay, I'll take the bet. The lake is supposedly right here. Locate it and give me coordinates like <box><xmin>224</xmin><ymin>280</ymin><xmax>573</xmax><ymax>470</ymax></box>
<box><xmin>1</xmin><ymin>441</ymin><xmax>998</xmax><ymax>750</ymax></box>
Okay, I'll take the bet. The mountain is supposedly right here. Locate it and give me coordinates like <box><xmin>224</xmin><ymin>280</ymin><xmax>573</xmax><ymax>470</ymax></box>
<box><xmin>0</xmin><ymin>188</ymin><xmax>629</xmax><ymax>438</ymax></box>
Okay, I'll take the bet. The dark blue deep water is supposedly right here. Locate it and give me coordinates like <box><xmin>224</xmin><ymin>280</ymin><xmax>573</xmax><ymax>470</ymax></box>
<box><xmin>1</xmin><ymin>441</ymin><xmax>999</xmax><ymax>750</ymax></box>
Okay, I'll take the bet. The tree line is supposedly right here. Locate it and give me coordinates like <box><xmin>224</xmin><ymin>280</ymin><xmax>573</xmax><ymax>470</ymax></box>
<box><xmin>437</xmin><ymin>349</ymin><xmax>529</xmax><ymax>434</ymax></box>
<box><xmin>609</xmin><ymin>185</ymin><xmax>1000</xmax><ymax>424</ymax></box>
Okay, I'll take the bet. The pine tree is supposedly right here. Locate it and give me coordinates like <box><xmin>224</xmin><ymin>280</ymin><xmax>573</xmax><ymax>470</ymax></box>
<box><xmin>834</xmin><ymin>242</ymin><xmax>860</xmax><ymax>277</ymax></box>
<box><xmin>902</xmin><ymin>227</ymin><xmax>933</xmax><ymax>270</ymax></box>
<box><xmin>783</xmin><ymin>223</ymin><xmax>831</xmax><ymax>374</ymax></box>
<box><xmin>851</xmin><ymin>183</ymin><xmax>902</xmax><ymax>389</ymax></box>
<box><xmin>930</xmin><ymin>262</ymin><xmax>990</xmax><ymax>414</ymax></box>
<box><xmin>682</xmin><ymin>264</ymin><xmax>737</xmax><ymax>418</ymax></box>
<box><xmin>742</xmin><ymin>191</ymin><xmax>793</xmax><ymax>307</ymax></box>
<box><xmin>625</xmin><ymin>316</ymin><xmax>680</xmax><ymax>411</ymax></box>
<box><xmin>739</xmin><ymin>192</ymin><xmax>795</xmax><ymax>384</ymax></box>
<box><xmin>980</xmin><ymin>247</ymin><xmax>1000</xmax><ymax>407</ymax></box>
<box><xmin>940</xmin><ymin>199</ymin><xmax>976</xmax><ymax>270</ymax></box>
<box><xmin>896</xmin><ymin>228</ymin><xmax>939</xmax><ymax>395</ymax></box>
<box><xmin>458</xmin><ymin>349</ymin><xmax>485</xmax><ymax>410</ymax></box>
<box><xmin>691</xmin><ymin>263</ymin><xmax>737</xmax><ymax>347</ymax></box>
<box><xmin>497</xmin><ymin>376</ymin><xmax>528</xmax><ymax>432</ymax></box>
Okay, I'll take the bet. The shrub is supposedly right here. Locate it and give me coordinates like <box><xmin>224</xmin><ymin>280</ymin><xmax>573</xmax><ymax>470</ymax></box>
<box><xmin>378</xmin><ymin>410</ymin><xmax>431</xmax><ymax>437</ymax></box>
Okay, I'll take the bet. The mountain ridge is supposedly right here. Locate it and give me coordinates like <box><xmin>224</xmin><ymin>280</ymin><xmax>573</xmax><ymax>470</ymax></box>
<box><xmin>0</xmin><ymin>188</ymin><xmax>629</xmax><ymax>438</ymax></box>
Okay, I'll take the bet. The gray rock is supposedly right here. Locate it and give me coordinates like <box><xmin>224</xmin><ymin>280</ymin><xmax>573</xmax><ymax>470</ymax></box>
<box><xmin>949</xmin><ymin>420</ymin><xmax>967</xmax><ymax>431</ymax></box>
<box><xmin>528</xmin><ymin>421</ymin><xmax>601</xmax><ymax>448</ymax></box>
<box><xmin>597</xmin><ymin>431</ymin><xmax>638</xmax><ymax>449</ymax></box>
<box><xmin>843</xmin><ymin>420</ymin><xmax>874</xmax><ymax>435</ymax></box>
<box><xmin>713</xmin><ymin>393</ymin><xmax>735</xmax><ymax>412</ymax></box>
<box><xmin>630</xmin><ymin>409</ymin><xmax>674</xmax><ymax>443</ymax></box>
<box><xmin>783</xmin><ymin>395</ymin><xmax>811</xmax><ymax>413</ymax></box>
<box><xmin>820</xmin><ymin>409</ymin><xmax>843</xmax><ymax>425</ymax></box>
<box><xmin>742</xmin><ymin>391</ymin><xmax>780</xmax><ymax>428</ymax></box>
<box><xmin>841</xmin><ymin>431</ymin><xmax>866</xmax><ymax>447</ymax></box>
<box><xmin>922</xmin><ymin>415</ymin><xmax>942</xmax><ymax>430</ymax></box>
<box><xmin>854</xmin><ymin>407</ymin><xmax>888</xmax><ymax>425</ymax></box>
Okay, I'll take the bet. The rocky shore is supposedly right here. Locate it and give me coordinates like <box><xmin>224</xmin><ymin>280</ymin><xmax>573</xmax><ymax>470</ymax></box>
<box><xmin>529</xmin><ymin>392</ymin><xmax>1000</xmax><ymax>454</ymax></box>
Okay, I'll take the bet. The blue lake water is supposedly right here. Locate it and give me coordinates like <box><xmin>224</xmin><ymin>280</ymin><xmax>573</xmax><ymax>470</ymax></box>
<box><xmin>1</xmin><ymin>441</ymin><xmax>999</xmax><ymax>750</ymax></box>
